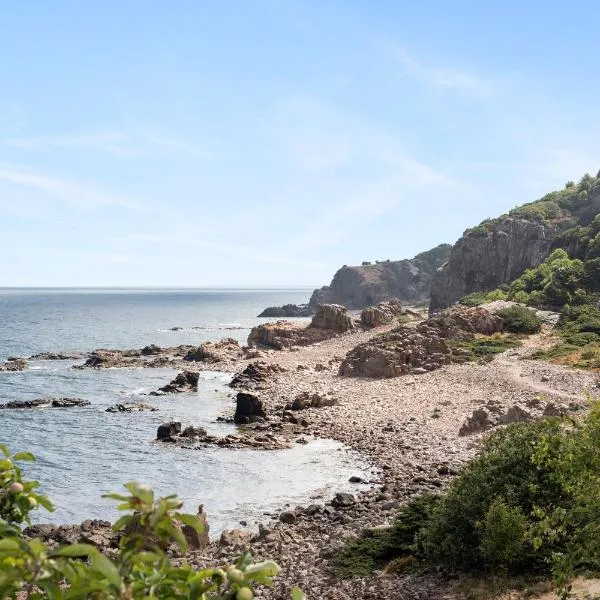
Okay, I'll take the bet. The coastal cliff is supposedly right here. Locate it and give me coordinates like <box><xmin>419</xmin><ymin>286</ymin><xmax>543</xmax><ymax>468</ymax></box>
<box><xmin>430</xmin><ymin>175</ymin><xmax>600</xmax><ymax>311</ymax></box>
<box><xmin>309</xmin><ymin>244</ymin><xmax>451</xmax><ymax>310</ymax></box>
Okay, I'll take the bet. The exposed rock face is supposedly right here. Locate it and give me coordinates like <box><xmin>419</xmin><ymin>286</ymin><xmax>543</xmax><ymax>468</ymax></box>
<box><xmin>258</xmin><ymin>304</ymin><xmax>312</xmax><ymax>318</ymax></box>
<box><xmin>140</xmin><ymin>344</ymin><xmax>162</xmax><ymax>356</ymax></box>
<box><xmin>106</xmin><ymin>402</ymin><xmax>158</xmax><ymax>413</ymax></box>
<box><xmin>150</xmin><ymin>371</ymin><xmax>199</xmax><ymax>395</ymax></box>
<box><xmin>247</xmin><ymin>321</ymin><xmax>306</xmax><ymax>349</ymax></box>
<box><xmin>234</xmin><ymin>392</ymin><xmax>267</xmax><ymax>424</ymax></box>
<box><xmin>309</xmin><ymin>304</ymin><xmax>354</xmax><ymax>333</ymax></box>
<box><xmin>360</xmin><ymin>299</ymin><xmax>405</xmax><ymax>328</ymax></box>
<box><xmin>288</xmin><ymin>392</ymin><xmax>338</xmax><ymax>410</ymax></box>
<box><xmin>459</xmin><ymin>404</ymin><xmax>534</xmax><ymax>436</ymax></box>
<box><xmin>157</xmin><ymin>421</ymin><xmax>182</xmax><ymax>440</ymax></box>
<box><xmin>340</xmin><ymin>306</ymin><xmax>503</xmax><ymax>378</ymax></box>
<box><xmin>310</xmin><ymin>244</ymin><xmax>451</xmax><ymax>310</ymax></box>
<box><xmin>29</xmin><ymin>352</ymin><xmax>84</xmax><ymax>360</ymax></box>
<box><xmin>430</xmin><ymin>218</ymin><xmax>560</xmax><ymax>311</ymax></box>
<box><xmin>184</xmin><ymin>338</ymin><xmax>242</xmax><ymax>363</ymax></box>
<box><xmin>0</xmin><ymin>398</ymin><xmax>90</xmax><ymax>409</ymax></box>
<box><xmin>24</xmin><ymin>520</ymin><xmax>115</xmax><ymax>551</ymax></box>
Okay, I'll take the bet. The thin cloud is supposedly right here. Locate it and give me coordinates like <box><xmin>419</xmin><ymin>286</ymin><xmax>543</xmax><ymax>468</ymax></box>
<box><xmin>391</xmin><ymin>47</ymin><xmax>494</xmax><ymax>98</ymax></box>
<box><xmin>0</xmin><ymin>164</ymin><xmax>140</xmax><ymax>210</ymax></box>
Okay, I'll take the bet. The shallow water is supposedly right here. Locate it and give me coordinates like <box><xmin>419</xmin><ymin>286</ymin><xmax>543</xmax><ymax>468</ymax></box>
<box><xmin>0</xmin><ymin>289</ymin><xmax>373</xmax><ymax>533</ymax></box>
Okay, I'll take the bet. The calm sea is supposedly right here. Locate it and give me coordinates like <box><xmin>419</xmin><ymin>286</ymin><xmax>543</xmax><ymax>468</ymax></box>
<box><xmin>0</xmin><ymin>289</ymin><xmax>371</xmax><ymax>534</ymax></box>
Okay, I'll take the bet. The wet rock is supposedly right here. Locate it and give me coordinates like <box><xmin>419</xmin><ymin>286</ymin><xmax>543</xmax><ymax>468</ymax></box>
<box><xmin>157</xmin><ymin>421</ymin><xmax>182</xmax><ymax>440</ymax></box>
<box><xmin>0</xmin><ymin>358</ymin><xmax>27</xmax><ymax>372</ymax></box>
<box><xmin>106</xmin><ymin>402</ymin><xmax>158</xmax><ymax>413</ymax></box>
<box><xmin>29</xmin><ymin>352</ymin><xmax>84</xmax><ymax>360</ymax></box>
<box><xmin>0</xmin><ymin>398</ymin><xmax>90</xmax><ymax>409</ymax></box>
<box><xmin>140</xmin><ymin>344</ymin><xmax>162</xmax><ymax>356</ymax></box>
<box><xmin>151</xmin><ymin>371</ymin><xmax>199</xmax><ymax>395</ymax></box>
<box><xmin>180</xmin><ymin>425</ymin><xmax>208</xmax><ymax>438</ymax></box>
<box><xmin>234</xmin><ymin>392</ymin><xmax>267</xmax><ymax>424</ymax></box>
<box><xmin>349</xmin><ymin>476</ymin><xmax>364</xmax><ymax>483</ymax></box>
<box><xmin>24</xmin><ymin>520</ymin><xmax>115</xmax><ymax>550</ymax></box>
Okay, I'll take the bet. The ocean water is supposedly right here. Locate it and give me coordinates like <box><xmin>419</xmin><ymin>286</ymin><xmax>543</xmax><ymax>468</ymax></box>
<box><xmin>0</xmin><ymin>289</ymin><xmax>372</xmax><ymax>534</ymax></box>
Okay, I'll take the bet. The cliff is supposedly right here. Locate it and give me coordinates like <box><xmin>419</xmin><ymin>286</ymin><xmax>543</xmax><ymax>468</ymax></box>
<box><xmin>430</xmin><ymin>174</ymin><xmax>600</xmax><ymax>311</ymax></box>
<box><xmin>309</xmin><ymin>244</ymin><xmax>451</xmax><ymax>310</ymax></box>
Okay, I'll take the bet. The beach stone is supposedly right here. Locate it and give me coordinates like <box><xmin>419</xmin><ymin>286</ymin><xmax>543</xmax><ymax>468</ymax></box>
<box><xmin>152</xmin><ymin>371</ymin><xmax>199</xmax><ymax>395</ymax></box>
<box><xmin>544</xmin><ymin>402</ymin><xmax>568</xmax><ymax>417</ymax></box>
<box><xmin>219</xmin><ymin>529</ymin><xmax>251</xmax><ymax>548</ymax></box>
<box><xmin>140</xmin><ymin>344</ymin><xmax>162</xmax><ymax>356</ymax></box>
<box><xmin>498</xmin><ymin>404</ymin><xmax>532</xmax><ymax>424</ymax></box>
<box><xmin>156</xmin><ymin>421</ymin><xmax>182</xmax><ymax>440</ymax></box>
<box><xmin>459</xmin><ymin>408</ymin><xmax>493</xmax><ymax>436</ymax></box>
<box><xmin>331</xmin><ymin>492</ymin><xmax>355</xmax><ymax>508</ymax></box>
<box><xmin>280</xmin><ymin>510</ymin><xmax>297</xmax><ymax>524</ymax></box>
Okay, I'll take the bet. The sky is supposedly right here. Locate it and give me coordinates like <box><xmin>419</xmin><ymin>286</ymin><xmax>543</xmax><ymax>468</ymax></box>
<box><xmin>1</xmin><ymin>1</ymin><xmax>599</xmax><ymax>287</ymax></box>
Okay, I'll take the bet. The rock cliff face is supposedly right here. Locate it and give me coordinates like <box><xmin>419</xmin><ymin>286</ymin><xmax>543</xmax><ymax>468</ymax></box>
<box><xmin>309</xmin><ymin>244</ymin><xmax>451</xmax><ymax>310</ymax></box>
<box><xmin>429</xmin><ymin>218</ymin><xmax>559</xmax><ymax>311</ymax></box>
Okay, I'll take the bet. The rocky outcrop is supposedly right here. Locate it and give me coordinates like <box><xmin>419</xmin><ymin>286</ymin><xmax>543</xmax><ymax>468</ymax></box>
<box><xmin>150</xmin><ymin>371</ymin><xmax>199</xmax><ymax>395</ymax></box>
<box><xmin>0</xmin><ymin>358</ymin><xmax>27</xmax><ymax>371</ymax></box>
<box><xmin>360</xmin><ymin>299</ymin><xmax>405</xmax><ymax>328</ymax></box>
<box><xmin>0</xmin><ymin>398</ymin><xmax>90</xmax><ymax>409</ymax></box>
<box><xmin>184</xmin><ymin>338</ymin><xmax>242</xmax><ymax>363</ymax></box>
<box><xmin>234</xmin><ymin>392</ymin><xmax>267</xmax><ymax>424</ymax></box>
<box><xmin>340</xmin><ymin>306</ymin><xmax>504</xmax><ymax>378</ymax></box>
<box><xmin>288</xmin><ymin>392</ymin><xmax>338</xmax><ymax>410</ymax></box>
<box><xmin>459</xmin><ymin>404</ymin><xmax>534</xmax><ymax>436</ymax></box>
<box><xmin>29</xmin><ymin>352</ymin><xmax>85</xmax><ymax>360</ymax></box>
<box><xmin>157</xmin><ymin>421</ymin><xmax>182</xmax><ymax>440</ymax></box>
<box><xmin>309</xmin><ymin>244</ymin><xmax>451</xmax><ymax>310</ymax></box>
<box><xmin>258</xmin><ymin>304</ymin><xmax>312</xmax><ymax>318</ymax></box>
<box><xmin>309</xmin><ymin>304</ymin><xmax>354</xmax><ymax>333</ymax></box>
<box><xmin>430</xmin><ymin>217</ymin><xmax>560</xmax><ymax>311</ymax></box>
<box><xmin>106</xmin><ymin>402</ymin><xmax>158</xmax><ymax>413</ymax></box>
<box><xmin>248</xmin><ymin>304</ymin><xmax>356</xmax><ymax>350</ymax></box>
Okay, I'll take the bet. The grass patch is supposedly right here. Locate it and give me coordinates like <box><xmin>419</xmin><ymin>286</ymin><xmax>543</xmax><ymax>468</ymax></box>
<box><xmin>449</xmin><ymin>334</ymin><xmax>521</xmax><ymax>361</ymax></box>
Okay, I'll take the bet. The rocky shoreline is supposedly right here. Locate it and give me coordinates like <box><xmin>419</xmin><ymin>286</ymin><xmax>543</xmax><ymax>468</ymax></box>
<box><xmin>7</xmin><ymin>303</ymin><xmax>599</xmax><ymax>599</ymax></box>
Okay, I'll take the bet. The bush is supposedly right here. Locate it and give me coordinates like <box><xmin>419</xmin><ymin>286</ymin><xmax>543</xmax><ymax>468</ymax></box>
<box><xmin>459</xmin><ymin>292</ymin><xmax>488</xmax><ymax>307</ymax></box>
<box><xmin>0</xmin><ymin>445</ymin><xmax>304</xmax><ymax>600</ymax></box>
<box><xmin>496</xmin><ymin>306</ymin><xmax>542</xmax><ymax>334</ymax></box>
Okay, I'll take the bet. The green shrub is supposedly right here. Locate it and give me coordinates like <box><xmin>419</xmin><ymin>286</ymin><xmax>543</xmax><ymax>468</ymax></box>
<box><xmin>448</xmin><ymin>335</ymin><xmax>521</xmax><ymax>361</ymax></box>
<box><xmin>460</xmin><ymin>292</ymin><xmax>488</xmax><ymax>307</ymax></box>
<box><xmin>0</xmin><ymin>445</ymin><xmax>304</xmax><ymax>600</ymax></box>
<box><xmin>479</xmin><ymin>499</ymin><xmax>526</xmax><ymax>569</ymax></box>
<box><xmin>331</xmin><ymin>494</ymin><xmax>439</xmax><ymax>578</ymax></box>
<box><xmin>496</xmin><ymin>306</ymin><xmax>542</xmax><ymax>334</ymax></box>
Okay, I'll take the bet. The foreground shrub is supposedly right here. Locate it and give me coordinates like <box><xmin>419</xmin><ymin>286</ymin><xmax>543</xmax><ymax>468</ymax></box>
<box><xmin>0</xmin><ymin>445</ymin><xmax>304</xmax><ymax>599</ymax></box>
<box><xmin>496</xmin><ymin>306</ymin><xmax>542</xmax><ymax>334</ymax></box>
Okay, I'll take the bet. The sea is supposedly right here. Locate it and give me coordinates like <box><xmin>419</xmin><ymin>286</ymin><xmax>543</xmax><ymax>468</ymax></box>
<box><xmin>0</xmin><ymin>288</ymin><xmax>372</xmax><ymax>534</ymax></box>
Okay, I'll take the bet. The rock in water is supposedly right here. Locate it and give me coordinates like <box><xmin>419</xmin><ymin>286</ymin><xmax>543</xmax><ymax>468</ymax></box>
<box><xmin>150</xmin><ymin>371</ymin><xmax>199</xmax><ymax>395</ymax></box>
<box><xmin>0</xmin><ymin>358</ymin><xmax>27</xmax><ymax>372</ymax></box>
<box><xmin>106</xmin><ymin>402</ymin><xmax>158</xmax><ymax>413</ymax></box>
<box><xmin>0</xmin><ymin>398</ymin><xmax>90</xmax><ymax>409</ymax></box>
<box><xmin>234</xmin><ymin>392</ymin><xmax>267</xmax><ymax>424</ymax></box>
<box><xmin>257</xmin><ymin>304</ymin><xmax>312</xmax><ymax>318</ymax></box>
<box><xmin>156</xmin><ymin>421</ymin><xmax>182</xmax><ymax>440</ymax></box>
<box><xmin>184</xmin><ymin>338</ymin><xmax>242</xmax><ymax>363</ymax></box>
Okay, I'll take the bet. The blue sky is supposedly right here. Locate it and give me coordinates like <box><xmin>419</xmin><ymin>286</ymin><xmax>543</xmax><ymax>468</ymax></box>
<box><xmin>1</xmin><ymin>1</ymin><xmax>599</xmax><ymax>287</ymax></box>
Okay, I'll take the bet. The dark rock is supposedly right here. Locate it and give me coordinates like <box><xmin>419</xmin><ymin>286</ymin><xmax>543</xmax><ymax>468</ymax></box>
<box><xmin>0</xmin><ymin>358</ymin><xmax>27</xmax><ymax>372</ymax></box>
<box><xmin>106</xmin><ymin>402</ymin><xmax>158</xmax><ymax>413</ymax></box>
<box><xmin>349</xmin><ymin>476</ymin><xmax>363</xmax><ymax>483</ymax></box>
<box><xmin>229</xmin><ymin>361</ymin><xmax>285</xmax><ymax>389</ymax></box>
<box><xmin>29</xmin><ymin>352</ymin><xmax>84</xmax><ymax>360</ymax></box>
<box><xmin>289</xmin><ymin>392</ymin><xmax>337</xmax><ymax>410</ymax></box>
<box><xmin>184</xmin><ymin>338</ymin><xmax>241</xmax><ymax>363</ymax></box>
<box><xmin>279</xmin><ymin>510</ymin><xmax>297</xmax><ymax>524</ymax></box>
<box><xmin>331</xmin><ymin>492</ymin><xmax>355</xmax><ymax>508</ymax></box>
<box><xmin>182</xmin><ymin>505</ymin><xmax>209</xmax><ymax>549</ymax></box>
<box><xmin>152</xmin><ymin>371</ymin><xmax>199</xmax><ymax>395</ymax></box>
<box><xmin>258</xmin><ymin>304</ymin><xmax>312</xmax><ymax>318</ymax></box>
<box><xmin>0</xmin><ymin>397</ymin><xmax>90</xmax><ymax>409</ymax></box>
<box><xmin>140</xmin><ymin>344</ymin><xmax>162</xmax><ymax>356</ymax></box>
<box><xmin>157</xmin><ymin>421</ymin><xmax>182</xmax><ymax>440</ymax></box>
<box><xmin>234</xmin><ymin>392</ymin><xmax>266</xmax><ymax>424</ymax></box>
<box><xmin>459</xmin><ymin>408</ymin><xmax>493</xmax><ymax>436</ymax></box>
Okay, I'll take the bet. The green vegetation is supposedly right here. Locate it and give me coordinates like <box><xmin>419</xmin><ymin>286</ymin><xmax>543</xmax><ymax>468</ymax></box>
<box><xmin>0</xmin><ymin>445</ymin><xmax>304</xmax><ymax>600</ymax></box>
<box><xmin>495</xmin><ymin>306</ymin><xmax>542</xmax><ymax>334</ymax></box>
<box><xmin>334</xmin><ymin>405</ymin><xmax>600</xmax><ymax>597</ymax></box>
<box><xmin>448</xmin><ymin>334</ymin><xmax>521</xmax><ymax>361</ymax></box>
<box><xmin>459</xmin><ymin>290</ymin><xmax>509</xmax><ymax>307</ymax></box>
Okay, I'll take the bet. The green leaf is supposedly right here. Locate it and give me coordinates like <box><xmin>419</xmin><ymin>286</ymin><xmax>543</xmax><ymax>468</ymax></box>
<box><xmin>39</xmin><ymin>579</ymin><xmax>62</xmax><ymax>600</ymax></box>
<box><xmin>124</xmin><ymin>481</ymin><xmax>154</xmax><ymax>504</ymax></box>
<box><xmin>101</xmin><ymin>493</ymin><xmax>131</xmax><ymax>502</ymax></box>
<box><xmin>165</xmin><ymin>523</ymin><xmax>188</xmax><ymax>554</ymax></box>
<box><xmin>53</xmin><ymin>543</ymin><xmax>98</xmax><ymax>557</ymax></box>
<box><xmin>177</xmin><ymin>513</ymin><xmax>205</xmax><ymax>533</ymax></box>
<box><xmin>35</xmin><ymin>495</ymin><xmax>56</xmax><ymax>512</ymax></box>
<box><xmin>130</xmin><ymin>550</ymin><xmax>163</xmax><ymax>563</ymax></box>
<box><xmin>111</xmin><ymin>515</ymin><xmax>131</xmax><ymax>532</ymax></box>
<box><xmin>0</xmin><ymin>538</ymin><xmax>20</xmax><ymax>551</ymax></box>
<box><xmin>12</xmin><ymin>451</ymin><xmax>35</xmax><ymax>462</ymax></box>
<box><xmin>245</xmin><ymin>560</ymin><xmax>280</xmax><ymax>577</ymax></box>
<box><xmin>0</xmin><ymin>444</ymin><xmax>10</xmax><ymax>457</ymax></box>
<box><xmin>91</xmin><ymin>551</ymin><xmax>122</xmax><ymax>589</ymax></box>
<box><xmin>291</xmin><ymin>587</ymin><xmax>306</xmax><ymax>600</ymax></box>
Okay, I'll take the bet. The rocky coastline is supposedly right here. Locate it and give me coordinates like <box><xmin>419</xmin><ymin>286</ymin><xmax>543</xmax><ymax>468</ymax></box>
<box><xmin>6</xmin><ymin>301</ymin><xmax>598</xmax><ymax>598</ymax></box>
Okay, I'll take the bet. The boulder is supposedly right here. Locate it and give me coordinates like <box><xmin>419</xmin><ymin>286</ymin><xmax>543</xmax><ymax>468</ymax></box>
<box><xmin>309</xmin><ymin>304</ymin><xmax>354</xmax><ymax>333</ymax></box>
<box><xmin>459</xmin><ymin>408</ymin><xmax>494</xmax><ymax>436</ymax></box>
<box><xmin>290</xmin><ymin>392</ymin><xmax>337</xmax><ymax>410</ymax></box>
<box><xmin>0</xmin><ymin>358</ymin><xmax>27</xmax><ymax>372</ymax></box>
<box><xmin>157</xmin><ymin>421</ymin><xmax>182</xmax><ymax>440</ymax></box>
<box><xmin>141</xmin><ymin>344</ymin><xmax>162</xmax><ymax>356</ymax></box>
<box><xmin>497</xmin><ymin>405</ymin><xmax>532</xmax><ymax>425</ymax></box>
<box><xmin>28</xmin><ymin>352</ymin><xmax>84</xmax><ymax>360</ymax></box>
<box><xmin>234</xmin><ymin>392</ymin><xmax>266</xmax><ymax>424</ymax></box>
<box><xmin>151</xmin><ymin>371</ymin><xmax>199</xmax><ymax>395</ymax></box>
<box><xmin>331</xmin><ymin>492</ymin><xmax>355</xmax><ymax>508</ymax></box>
<box><xmin>229</xmin><ymin>361</ymin><xmax>285</xmax><ymax>389</ymax></box>
<box><xmin>219</xmin><ymin>529</ymin><xmax>251</xmax><ymax>548</ymax></box>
